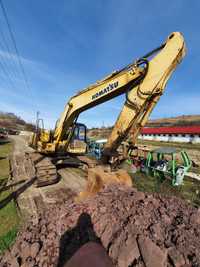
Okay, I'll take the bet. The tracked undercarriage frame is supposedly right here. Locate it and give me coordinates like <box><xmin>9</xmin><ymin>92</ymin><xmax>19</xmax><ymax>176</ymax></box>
<box><xmin>9</xmin><ymin>150</ymin><xmax>101</xmax><ymax>188</ymax></box>
<box><xmin>10</xmin><ymin>152</ymin><xmax>59</xmax><ymax>187</ymax></box>
<box><xmin>9</xmin><ymin>151</ymin><xmax>133</xmax><ymax>201</ymax></box>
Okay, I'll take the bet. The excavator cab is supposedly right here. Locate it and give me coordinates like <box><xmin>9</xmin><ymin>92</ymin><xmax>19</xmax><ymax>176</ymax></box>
<box><xmin>30</xmin><ymin>118</ymin><xmax>87</xmax><ymax>155</ymax></box>
<box><xmin>67</xmin><ymin>123</ymin><xmax>87</xmax><ymax>155</ymax></box>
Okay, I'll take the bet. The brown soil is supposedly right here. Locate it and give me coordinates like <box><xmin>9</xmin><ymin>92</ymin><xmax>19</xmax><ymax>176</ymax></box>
<box><xmin>1</xmin><ymin>184</ymin><xmax>200</xmax><ymax>267</ymax></box>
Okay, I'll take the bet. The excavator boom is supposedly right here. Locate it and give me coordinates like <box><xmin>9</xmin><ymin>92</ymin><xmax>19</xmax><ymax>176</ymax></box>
<box><xmin>22</xmin><ymin>32</ymin><xmax>186</xmax><ymax>189</ymax></box>
<box><xmin>52</xmin><ymin>32</ymin><xmax>185</xmax><ymax>160</ymax></box>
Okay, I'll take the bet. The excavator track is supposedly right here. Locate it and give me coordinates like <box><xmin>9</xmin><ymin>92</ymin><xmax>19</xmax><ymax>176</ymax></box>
<box><xmin>10</xmin><ymin>152</ymin><xmax>59</xmax><ymax>187</ymax></box>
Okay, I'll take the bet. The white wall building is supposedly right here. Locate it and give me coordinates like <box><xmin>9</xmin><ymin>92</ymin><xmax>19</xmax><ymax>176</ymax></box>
<box><xmin>139</xmin><ymin>126</ymin><xmax>200</xmax><ymax>144</ymax></box>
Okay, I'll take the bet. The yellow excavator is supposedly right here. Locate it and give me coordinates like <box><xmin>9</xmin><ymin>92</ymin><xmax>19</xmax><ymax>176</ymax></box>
<box><xmin>11</xmin><ymin>32</ymin><xmax>186</xmax><ymax>193</ymax></box>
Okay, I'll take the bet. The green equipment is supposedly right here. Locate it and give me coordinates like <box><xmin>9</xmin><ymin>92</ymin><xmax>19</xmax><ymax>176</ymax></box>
<box><xmin>145</xmin><ymin>147</ymin><xmax>191</xmax><ymax>186</ymax></box>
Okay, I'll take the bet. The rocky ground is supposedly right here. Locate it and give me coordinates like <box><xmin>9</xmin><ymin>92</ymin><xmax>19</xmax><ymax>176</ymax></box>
<box><xmin>1</xmin><ymin>183</ymin><xmax>200</xmax><ymax>267</ymax></box>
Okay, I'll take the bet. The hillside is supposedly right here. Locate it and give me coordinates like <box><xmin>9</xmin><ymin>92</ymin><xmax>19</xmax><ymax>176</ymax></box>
<box><xmin>0</xmin><ymin>111</ymin><xmax>35</xmax><ymax>131</ymax></box>
<box><xmin>88</xmin><ymin>114</ymin><xmax>200</xmax><ymax>139</ymax></box>
<box><xmin>147</xmin><ymin>115</ymin><xmax>200</xmax><ymax>127</ymax></box>
<box><xmin>87</xmin><ymin>126</ymin><xmax>113</xmax><ymax>139</ymax></box>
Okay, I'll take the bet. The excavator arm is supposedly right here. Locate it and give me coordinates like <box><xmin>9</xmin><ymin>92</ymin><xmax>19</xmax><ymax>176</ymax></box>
<box><xmin>36</xmin><ymin>32</ymin><xmax>185</xmax><ymax>163</ymax></box>
<box><xmin>103</xmin><ymin>32</ymin><xmax>186</xmax><ymax>158</ymax></box>
<box><xmin>53</xmin><ymin>32</ymin><xmax>185</xmax><ymax>157</ymax></box>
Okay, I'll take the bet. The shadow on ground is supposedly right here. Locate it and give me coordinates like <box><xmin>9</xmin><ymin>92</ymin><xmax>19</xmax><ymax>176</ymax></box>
<box><xmin>0</xmin><ymin>140</ymin><xmax>10</xmax><ymax>145</ymax></box>
<box><xmin>0</xmin><ymin>176</ymin><xmax>36</xmax><ymax>209</ymax></box>
<box><xmin>57</xmin><ymin>213</ymin><xmax>101</xmax><ymax>267</ymax></box>
<box><xmin>0</xmin><ymin>180</ymin><xmax>26</xmax><ymax>194</ymax></box>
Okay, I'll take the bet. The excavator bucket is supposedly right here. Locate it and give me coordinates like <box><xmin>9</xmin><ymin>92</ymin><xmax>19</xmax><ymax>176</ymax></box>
<box><xmin>77</xmin><ymin>166</ymin><xmax>133</xmax><ymax>201</ymax></box>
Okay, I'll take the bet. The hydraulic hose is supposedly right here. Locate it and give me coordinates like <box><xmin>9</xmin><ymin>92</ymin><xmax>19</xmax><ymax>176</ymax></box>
<box><xmin>125</xmin><ymin>58</ymin><xmax>149</xmax><ymax>108</ymax></box>
<box><xmin>125</xmin><ymin>41</ymin><xmax>166</xmax><ymax>108</ymax></box>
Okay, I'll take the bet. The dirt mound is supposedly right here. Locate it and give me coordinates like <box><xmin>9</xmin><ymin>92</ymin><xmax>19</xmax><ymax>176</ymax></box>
<box><xmin>1</xmin><ymin>184</ymin><xmax>200</xmax><ymax>267</ymax></box>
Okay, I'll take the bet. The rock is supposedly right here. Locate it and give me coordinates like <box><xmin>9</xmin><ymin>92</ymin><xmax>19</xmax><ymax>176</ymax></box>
<box><xmin>190</xmin><ymin>209</ymin><xmax>200</xmax><ymax>225</ymax></box>
<box><xmin>10</xmin><ymin>244</ymin><xmax>20</xmax><ymax>258</ymax></box>
<box><xmin>109</xmin><ymin>235</ymin><xmax>122</xmax><ymax>263</ymax></box>
<box><xmin>24</xmin><ymin>256</ymin><xmax>36</xmax><ymax>267</ymax></box>
<box><xmin>99</xmin><ymin>207</ymin><xmax>107</xmax><ymax>213</ymax></box>
<box><xmin>8</xmin><ymin>257</ymin><xmax>19</xmax><ymax>267</ymax></box>
<box><xmin>168</xmin><ymin>249</ymin><xmax>185</xmax><ymax>267</ymax></box>
<box><xmin>138</xmin><ymin>236</ymin><xmax>167</xmax><ymax>267</ymax></box>
<box><xmin>21</xmin><ymin>242</ymin><xmax>31</xmax><ymax>260</ymax></box>
<box><xmin>161</xmin><ymin>214</ymin><xmax>171</xmax><ymax>225</ymax></box>
<box><xmin>136</xmin><ymin>191</ymin><xmax>145</xmax><ymax>200</ymax></box>
<box><xmin>40</xmin><ymin>225</ymin><xmax>46</xmax><ymax>235</ymax></box>
<box><xmin>117</xmin><ymin>235</ymin><xmax>140</xmax><ymax>267</ymax></box>
<box><xmin>30</xmin><ymin>242</ymin><xmax>41</xmax><ymax>258</ymax></box>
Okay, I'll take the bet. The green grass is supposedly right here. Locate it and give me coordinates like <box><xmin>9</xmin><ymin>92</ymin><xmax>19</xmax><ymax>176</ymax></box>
<box><xmin>132</xmin><ymin>170</ymin><xmax>200</xmax><ymax>206</ymax></box>
<box><xmin>0</xmin><ymin>141</ymin><xmax>12</xmax><ymax>181</ymax></box>
<box><xmin>121</xmin><ymin>160</ymin><xmax>200</xmax><ymax>206</ymax></box>
<box><xmin>0</xmin><ymin>140</ymin><xmax>20</xmax><ymax>253</ymax></box>
<box><xmin>0</xmin><ymin>227</ymin><xmax>18</xmax><ymax>253</ymax></box>
<box><xmin>137</xmin><ymin>139</ymin><xmax>200</xmax><ymax>151</ymax></box>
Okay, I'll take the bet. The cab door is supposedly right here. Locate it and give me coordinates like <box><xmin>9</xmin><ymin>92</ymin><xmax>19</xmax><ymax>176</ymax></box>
<box><xmin>67</xmin><ymin>123</ymin><xmax>87</xmax><ymax>154</ymax></box>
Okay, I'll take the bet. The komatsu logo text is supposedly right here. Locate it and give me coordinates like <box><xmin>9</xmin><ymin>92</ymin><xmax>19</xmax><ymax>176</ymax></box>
<box><xmin>92</xmin><ymin>81</ymin><xmax>119</xmax><ymax>100</ymax></box>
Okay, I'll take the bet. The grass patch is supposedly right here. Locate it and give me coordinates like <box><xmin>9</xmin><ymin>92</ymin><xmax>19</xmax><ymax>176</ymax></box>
<box><xmin>0</xmin><ymin>141</ymin><xmax>12</xmax><ymax>181</ymax></box>
<box><xmin>0</xmin><ymin>227</ymin><xmax>18</xmax><ymax>253</ymax></box>
<box><xmin>121</xmin><ymin>159</ymin><xmax>200</xmax><ymax>205</ymax></box>
<box><xmin>132</xmin><ymin>170</ymin><xmax>200</xmax><ymax>206</ymax></box>
<box><xmin>0</xmin><ymin>190</ymin><xmax>19</xmax><ymax>237</ymax></box>
<box><xmin>0</xmin><ymin>140</ymin><xmax>19</xmax><ymax>253</ymax></box>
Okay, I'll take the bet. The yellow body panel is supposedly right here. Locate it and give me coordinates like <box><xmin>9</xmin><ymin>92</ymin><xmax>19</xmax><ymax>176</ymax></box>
<box><xmin>40</xmin><ymin>130</ymin><xmax>51</xmax><ymax>143</ymax></box>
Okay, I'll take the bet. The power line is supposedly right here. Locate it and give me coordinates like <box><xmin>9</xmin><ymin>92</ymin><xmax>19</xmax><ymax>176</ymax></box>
<box><xmin>0</xmin><ymin>41</ymin><xmax>16</xmax><ymax>82</ymax></box>
<box><xmin>0</xmin><ymin>23</ymin><xmax>21</xmax><ymax>79</ymax></box>
<box><xmin>0</xmin><ymin>57</ymin><xmax>18</xmax><ymax>91</ymax></box>
<box><xmin>0</xmin><ymin>0</ymin><xmax>35</xmax><ymax>103</ymax></box>
<box><xmin>0</xmin><ymin>37</ymin><xmax>19</xmax><ymax>81</ymax></box>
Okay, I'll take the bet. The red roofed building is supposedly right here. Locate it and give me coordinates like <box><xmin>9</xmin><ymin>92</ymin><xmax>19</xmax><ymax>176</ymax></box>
<box><xmin>139</xmin><ymin>125</ymin><xmax>200</xmax><ymax>143</ymax></box>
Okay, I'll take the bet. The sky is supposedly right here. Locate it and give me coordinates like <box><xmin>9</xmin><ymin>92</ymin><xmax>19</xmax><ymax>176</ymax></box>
<box><xmin>0</xmin><ymin>0</ymin><xmax>199</xmax><ymax>129</ymax></box>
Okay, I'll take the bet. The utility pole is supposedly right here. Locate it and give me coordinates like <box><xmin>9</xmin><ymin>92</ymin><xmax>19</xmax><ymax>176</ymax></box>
<box><xmin>36</xmin><ymin>111</ymin><xmax>40</xmax><ymax>131</ymax></box>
